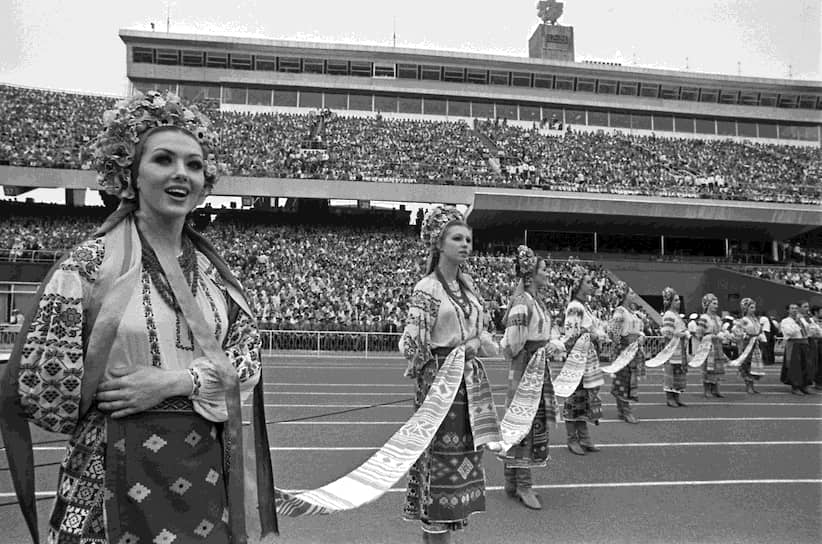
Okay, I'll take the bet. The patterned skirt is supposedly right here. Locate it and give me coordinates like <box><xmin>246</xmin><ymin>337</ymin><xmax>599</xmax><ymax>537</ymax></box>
<box><xmin>47</xmin><ymin>400</ymin><xmax>229</xmax><ymax>544</ymax></box>
<box><xmin>562</xmin><ymin>384</ymin><xmax>602</xmax><ymax>423</ymax></box>
<box><xmin>611</xmin><ymin>338</ymin><xmax>645</xmax><ymax>402</ymax></box>
<box><xmin>663</xmin><ymin>342</ymin><xmax>689</xmax><ymax>393</ymax></box>
<box><xmin>703</xmin><ymin>341</ymin><xmax>726</xmax><ymax>384</ymax></box>
<box><xmin>739</xmin><ymin>340</ymin><xmax>765</xmax><ymax>383</ymax></box>
<box><xmin>404</xmin><ymin>355</ymin><xmax>485</xmax><ymax>532</ymax></box>
<box><xmin>498</xmin><ymin>342</ymin><xmax>554</xmax><ymax>469</ymax></box>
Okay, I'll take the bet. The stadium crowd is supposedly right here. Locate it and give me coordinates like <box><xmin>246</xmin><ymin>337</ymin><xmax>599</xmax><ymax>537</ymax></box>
<box><xmin>1</xmin><ymin>84</ymin><xmax>819</xmax><ymax>204</ymax></box>
<box><xmin>740</xmin><ymin>266</ymin><xmax>822</xmax><ymax>293</ymax></box>
<box><xmin>0</xmin><ymin>208</ymin><xmax>630</xmax><ymax>332</ymax></box>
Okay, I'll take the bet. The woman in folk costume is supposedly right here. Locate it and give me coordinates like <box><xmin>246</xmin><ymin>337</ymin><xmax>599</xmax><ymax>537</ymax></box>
<box><xmin>607</xmin><ymin>282</ymin><xmax>646</xmax><ymax>423</ymax></box>
<box><xmin>399</xmin><ymin>206</ymin><xmax>499</xmax><ymax>544</ymax></box>
<box><xmin>732</xmin><ymin>298</ymin><xmax>766</xmax><ymax>394</ymax></box>
<box><xmin>660</xmin><ymin>287</ymin><xmax>689</xmax><ymax>408</ymax></box>
<box><xmin>695</xmin><ymin>293</ymin><xmax>730</xmax><ymax>398</ymax></box>
<box><xmin>558</xmin><ymin>268</ymin><xmax>607</xmax><ymax>456</ymax></box>
<box><xmin>0</xmin><ymin>91</ymin><xmax>277</xmax><ymax>544</ymax></box>
<box><xmin>498</xmin><ymin>245</ymin><xmax>564</xmax><ymax>510</ymax></box>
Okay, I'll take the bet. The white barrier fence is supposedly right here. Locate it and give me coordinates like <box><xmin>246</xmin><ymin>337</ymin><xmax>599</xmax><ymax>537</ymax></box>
<box><xmin>0</xmin><ymin>328</ymin><xmax>785</xmax><ymax>362</ymax></box>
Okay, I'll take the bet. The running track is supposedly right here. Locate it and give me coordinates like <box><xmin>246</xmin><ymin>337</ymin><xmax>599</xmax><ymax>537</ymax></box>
<box><xmin>1</xmin><ymin>354</ymin><xmax>820</xmax><ymax>543</ymax></box>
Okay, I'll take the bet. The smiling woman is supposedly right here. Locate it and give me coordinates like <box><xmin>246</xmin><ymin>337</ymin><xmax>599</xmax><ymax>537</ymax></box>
<box><xmin>0</xmin><ymin>91</ymin><xmax>277</xmax><ymax>544</ymax></box>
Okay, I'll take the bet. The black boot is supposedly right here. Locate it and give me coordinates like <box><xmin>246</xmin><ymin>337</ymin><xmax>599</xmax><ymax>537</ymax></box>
<box><xmin>745</xmin><ymin>382</ymin><xmax>758</xmax><ymax>395</ymax></box>
<box><xmin>712</xmin><ymin>383</ymin><xmax>725</xmax><ymax>398</ymax></box>
<box><xmin>503</xmin><ymin>466</ymin><xmax>517</xmax><ymax>498</ymax></box>
<box><xmin>423</xmin><ymin>531</ymin><xmax>451</xmax><ymax>544</ymax></box>
<box><xmin>621</xmin><ymin>401</ymin><xmax>639</xmax><ymax>424</ymax></box>
<box><xmin>703</xmin><ymin>383</ymin><xmax>711</xmax><ymax>398</ymax></box>
<box><xmin>666</xmin><ymin>392</ymin><xmax>678</xmax><ymax>408</ymax></box>
<box><xmin>674</xmin><ymin>393</ymin><xmax>687</xmax><ymax>407</ymax></box>
<box><xmin>577</xmin><ymin>421</ymin><xmax>601</xmax><ymax>452</ymax></box>
<box><xmin>566</xmin><ymin>421</ymin><xmax>585</xmax><ymax>455</ymax></box>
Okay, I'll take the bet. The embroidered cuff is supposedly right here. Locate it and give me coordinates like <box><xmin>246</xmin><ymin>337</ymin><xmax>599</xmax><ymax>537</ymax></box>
<box><xmin>188</xmin><ymin>367</ymin><xmax>202</xmax><ymax>398</ymax></box>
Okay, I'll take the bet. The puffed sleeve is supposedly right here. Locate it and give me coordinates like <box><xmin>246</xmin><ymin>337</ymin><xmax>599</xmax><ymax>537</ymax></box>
<box><xmin>189</xmin><ymin>280</ymin><xmax>262</xmax><ymax>422</ymax></box>
<box><xmin>17</xmin><ymin>239</ymin><xmax>102</xmax><ymax>434</ymax></box>
<box><xmin>607</xmin><ymin>306</ymin><xmax>627</xmax><ymax>346</ymax></box>
<box><xmin>399</xmin><ymin>279</ymin><xmax>438</xmax><ymax>378</ymax></box>
<box><xmin>731</xmin><ymin>318</ymin><xmax>746</xmax><ymax>342</ymax></box>
<box><xmin>661</xmin><ymin>312</ymin><xmax>677</xmax><ymax>339</ymax></box>
<box><xmin>561</xmin><ymin>301</ymin><xmax>584</xmax><ymax>351</ymax></box>
<box><xmin>500</xmin><ymin>293</ymin><xmax>529</xmax><ymax>360</ymax></box>
<box><xmin>696</xmin><ymin>314</ymin><xmax>710</xmax><ymax>340</ymax></box>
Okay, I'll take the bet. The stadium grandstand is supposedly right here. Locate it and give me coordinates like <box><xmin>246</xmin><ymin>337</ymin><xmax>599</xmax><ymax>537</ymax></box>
<box><xmin>1</xmin><ymin>25</ymin><xmax>821</xmax><ymax>330</ymax></box>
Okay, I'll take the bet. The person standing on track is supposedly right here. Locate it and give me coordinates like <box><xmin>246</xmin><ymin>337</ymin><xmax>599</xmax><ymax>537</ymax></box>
<box><xmin>498</xmin><ymin>245</ymin><xmax>564</xmax><ymax>510</ymax></box>
<box><xmin>399</xmin><ymin>205</ymin><xmax>499</xmax><ymax>544</ymax></box>
<box><xmin>696</xmin><ymin>293</ymin><xmax>730</xmax><ymax>398</ymax></box>
<box><xmin>559</xmin><ymin>268</ymin><xmax>607</xmax><ymax>456</ymax></box>
<box><xmin>780</xmin><ymin>303</ymin><xmax>814</xmax><ymax>395</ymax></box>
<box><xmin>0</xmin><ymin>91</ymin><xmax>276</xmax><ymax>544</ymax></box>
<box><xmin>607</xmin><ymin>281</ymin><xmax>646</xmax><ymax>424</ymax></box>
<box><xmin>800</xmin><ymin>301</ymin><xmax>822</xmax><ymax>390</ymax></box>
<box><xmin>660</xmin><ymin>287</ymin><xmax>689</xmax><ymax>408</ymax></box>
<box><xmin>732</xmin><ymin>298</ymin><xmax>766</xmax><ymax>394</ymax></box>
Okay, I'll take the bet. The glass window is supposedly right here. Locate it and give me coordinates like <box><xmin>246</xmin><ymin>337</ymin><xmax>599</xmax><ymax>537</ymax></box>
<box><xmin>448</xmin><ymin>100</ymin><xmax>470</xmax><ymax>117</ymax></box>
<box><xmin>471</xmin><ymin>101</ymin><xmax>494</xmax><ymax>118</ymax></box>
<box><xmin>738</xmin><ymin>121</ymin><xmax>757</xmax><ymax>137</ymax></box>
<box><xmin>653</xmin><ymin>115</ymin><xmax>673</xmax><ymax>131</ymax></box>
<box><xmin>374</xmin><ymin>65</ymin><xmax>395</xmax><ymax>77</ymax></box>
<box><xmin>496</xmin><ymin>103</ymin><xmax>517</xmax><ymax>120</ymax></box>
<box><xmin>597</xmin><ymin>80</ymin><xmax>617</xmax><ymax>94</ymax></box>
<box><xmin>397</xmin><ymin>64</ymin><xmax>418</xmax><ymax>79</ymax></box>
<box><xmin>695</xmin><ymin>118</ymin><xmax>715</xmax><ymax>134</ymax></box>
<box><xmin>443</xmin><ymin>67</ymin><xmax>465</xmax><ymax>83</ymax></box>
<box><xmin>375</xmin><ymin>94</ymin><xmax>397</xmax><ymax>112</ymax></box>
<box><xmin>230</xmin><ymin>54</ymin><xmax>252</xmax><ymax>70</ymax></box>
<box><xmin>326</xmin><ymin>60</ymin><xmax>348</xmax><ymax>75</ymax></box>
<box><xmin>181</xmin><ymin>50</ymin><xmax>203</xmax><ymax>67</ymax></box>
<box><xmin>180</xmin><ymin>84</ymin><xmax>218</xmax><ymax>101</ymax></box>
<box><xmin>631</xmin><ymin>113</ymin><xmax>652</xmax><ymax>130</ymax></box>
<box><xmin>303</xmin><ymin>59</ymin><xmax>324</xmax><ymax>74</ymax></box>
<box><xmin>717</xmin><ymin>120</ymin><xmax>736</xmax><ymax>136</ymax></box>
<box><xmin>277</xmin><ymin>57</ymin><xmax>301</xmax><ymax>73</ymax></box>
<box><xmin>520</xmin><ymin>105</ymin><xmax>541</xmax><ymax>122</ymax></box>
<box><xmin>133</xmin><ymin>47</ymin><xmax>154</xmax><ymax>63</ymax></box>
<box><xmin>610</xmin><ymin>112</ymin><xmax>630</xmax><ymax>128</ymax></box>
<box><xmin>489</xmin><ymin>71</ymin><xmax>509</xmax><ymax>85</ymax></box>
<box><xmin>248</xmin><ymin>88</ymin><xmax>271</xmax><ymax>106</ymax></box>
<box><xmin>466</xmin><ymin>69</ymin><xmax>487</xmax><ymax>84</ymax></box>
<box><xmin>255</xmin><ymin>56</ymin><xmax>276</xmax><ymax>71</ymax></box>
<box><xmin>588</xmin><ymin>110</ymin><xmax>608</xmax><ymax>127</ymax></box>
<box><xmin>639</xmin><ymin>84</ymin><xmax>658</xmax><ymax>98</ymax></box>
<box><xmin>273</xmin><ymin>89</ymin><xmax>298</xmax><ymax>106</ymax></box>
<box><xmin>542</xmin><ymin>107</ymin><xmax>563</xmax><ymax>124</ymax></box>
<box><xmin>157</xmin><ymin>49</ymin><xmax>179</xmax><ymax>65</ymax></box>
<box><xmin>325</xmin><ymin>92</ymin><xmax>347</xmax><ymax>110</ymax></box>
<box><xmin>398</xmin><ymin>97</ymin><xmax>422</xmax><ymax>114</ymax></box>
<box><xmin>566</xmin><ymin>108</ymin><xmax>585</xmax><ymax>124</ymax></box>
<box><xmin>577</xmin><ymin>79</ymin><xmax>596</xmax><ymax>92</ymax></box>
<box><xmin>511</xmin><ymin>72</ymin><xmax>531</xmax><ymax>87</ymax></box>
<box><xmin>421</xmin><ymin>65</ymin><xmax>441</xmax><ymax>81</ymax></box>
<box><xmin>674</xmin><ymin>116</ymin><xmax>694</xmax><ymax>133</ymax></box>
<box><xmin>349</xmin><ymin>93</ymin><xmax>372</xmax><ymax>111</ymax></box>
<box><xmin>223</xmin><ymin>86</ymin><xmax>247</xmax><ymax>104</ymax></box>
<box><xmin>423</xmin><ymin>98</ymin><xmax>446</xmax><ymax>115</ymax></box>
<box><xmin>759</xmin><ymin>123</ymin><xmax>777</xmax><ymax>138</ymax></box>
<box><xmin>350</xmin><ymin>61</ymin><xmax>372</xmax><ymax>77</ymax></box>
<box><xmin>299</xmin><ymin>91</ymin><xmax>323</xmax><ymax>108</ymax></box>
<box><xmin>205</xmin><ymin>52</ymin><xmax>227</xmax><ymax>69</ymax></box>
<box><xmin>534</xmin><ymin>74</ymin><xmax>553</xmax><ymax>89</ymax></box>
<box><xmin>619</xmin><ymin>83</ymin><xmax>637</xmax><ymax>96</ymax></box>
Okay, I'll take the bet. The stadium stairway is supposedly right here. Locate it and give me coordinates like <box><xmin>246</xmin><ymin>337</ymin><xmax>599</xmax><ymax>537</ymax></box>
<box><xmin>607</xmin><ymin>269</ymin><xmax>663</xmax><ymax>326</ymax></box>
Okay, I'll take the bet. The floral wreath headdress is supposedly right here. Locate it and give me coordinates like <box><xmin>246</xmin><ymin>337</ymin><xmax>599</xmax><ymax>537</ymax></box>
<box><xmin>662</xmin><ymin>287</ymin><xmax>678</xmax><ymax>310</ymax></box>
<box><xmin>740</xmin><ymin>297</ymin><xmax>755</xmax><ymax>315</ymax></box>
<box><xmin>568</xmin><ymin>265</ymin><xmax>589</xmax><ymax>300</ymax></box>
<box><xmin>515</xmin><ymin>245</ymin><xmax>538</xmax><ymax>279</ymax></box>
<box><xmin>91</xmin><ymin>90</ymin><xmax>219</xmax><ymax>200</ymax></box>
<box><xmin>420</xmin><ymin>206</ymin><xmax>465</xmax><ymax>249</ymax></box>
<box><xmin>702</xmin><ymin>293</ymin><xmax>718</xmax><ymax>312</ymax></box>
<box><xmin>614</xmin><ymin>280</ymin><xmax>630</xmax><ymax>303</ymax></box>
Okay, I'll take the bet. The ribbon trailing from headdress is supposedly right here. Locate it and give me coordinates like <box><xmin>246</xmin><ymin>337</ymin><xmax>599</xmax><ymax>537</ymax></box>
<box><xmin>552</xmin><ymin>333</ymin><xmax>591</xmax><ymax>398</ymax></box>
<box><xmin>644</xmin><ymin>337</ymin><xmax>681</xmax><ymax>368</ymax></box>
<box><xmin>599</xmin><ymin>340</ymin><xmax>640</xmax><ymax>374</ymax></box>
<box><xmin>688</xmin><ymin>336</ymin><xmax>714</xmax><ymax>368</ymax></box>
<box><xmin>276</xmin><ymin>346</ymin><xmax>484</xmax><ymax>516</ymax></box>
<box><xmin>727</xmin><ymin>336</ymin><xmax>757</xmax><ymax>367</ymax></box>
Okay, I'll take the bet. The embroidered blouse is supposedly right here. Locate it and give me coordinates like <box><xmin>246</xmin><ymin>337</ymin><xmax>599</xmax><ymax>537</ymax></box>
<box><xmin>607</xmin><ymin>305</ymin><xmax>645</xmax><ymax>346</ymax></box>
<box><xmin>500</xmin><ymin>291</ymin><xmax>551</xmax><ymax>360</ymax></box>
<box><xmin>16</xmin><ymin>238</ymin><xmax>261</xmax><ymax>435</ymax></box>
<box><xmin>661</xmin><ymin>310</ymin><xmax>689</xmax><ymax>340</ymax></box>
<box><xmin>399</xmin><ymin>274</ymin><xmax>497</xmax><ymax>378</ymax></box>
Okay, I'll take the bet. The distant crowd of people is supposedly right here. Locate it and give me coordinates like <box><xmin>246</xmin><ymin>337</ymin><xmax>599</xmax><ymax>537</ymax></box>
<box><xmin>1</xmin><ymin>84</ymin><xmax>819</xmax><ymax>204</ymax></box>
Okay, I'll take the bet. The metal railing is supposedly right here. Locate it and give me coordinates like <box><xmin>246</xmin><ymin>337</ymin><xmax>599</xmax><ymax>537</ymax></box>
<box><xmin>0</xmin><ymin>328</ymin><xmax>785</xmax><ymax>362</ymax></box>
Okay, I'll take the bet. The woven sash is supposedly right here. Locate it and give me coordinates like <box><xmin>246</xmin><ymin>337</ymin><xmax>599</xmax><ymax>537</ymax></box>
<box><xmin>727</xmin><ymin>336</ymin><xmax>757</xmax><ymax>367</ymax></box>
<box><xmin>276</xmin><ymin>346</ymin><xmax>467</xmax><ymax>516</ymax></box>
<box><xmin>689</xmin><ymin>336</ymin><xmax>713</xmax><ymax>368</ymax></box>
<box><xmin>553</xmin><ymin>333</ymin><xmax>591</xmax><ymax>398</ymax></box>
<box><xmin>496</xmin><ymin>347</ymin><xmax>556</xmax><ymax>451</ymax></box>
<box><xmin>599</xmin><ymin>340</ymin><xmax>640</xmax><ymax>374</ymax></box>
<box><xmin>644</xmin><ymin>337</ymin><xmax>680</xmax><ymax>368</ymax></box>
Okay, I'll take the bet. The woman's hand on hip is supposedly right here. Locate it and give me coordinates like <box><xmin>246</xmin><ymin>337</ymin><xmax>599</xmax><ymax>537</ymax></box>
<box><xmin>96</xmin><ymin>365</ymin><xmax>192</xmax><ymax>418</ymax></box>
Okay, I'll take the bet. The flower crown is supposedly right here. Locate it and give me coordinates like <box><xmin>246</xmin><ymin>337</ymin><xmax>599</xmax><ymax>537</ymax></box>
<box><xmin>90</xmin><ymin>90</ymin><xmax>219</xmax><ymax>199</ymax></box>
<box><xmin>662</xmin><ymin>287</ymin><xmax>677</xmax><ymax>309</ymax></box>
<box><xmin>702</xmin><ymin>293</ymin><xmax>718</xmax><ymax>311</ymax></box>
<box><xmin>516</xmin><ymin>245</ymin><xmax>538</xmax><ymax>278</ymax></box>
<box><xmin>420</xmin><ymin>206</ymin><xmax>465</xmax><ymax>249</ymax></box>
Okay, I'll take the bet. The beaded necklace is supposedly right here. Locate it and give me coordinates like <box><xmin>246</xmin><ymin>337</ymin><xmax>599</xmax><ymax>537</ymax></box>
<box><xmin>435</xmin><ymin>268</ymin><xmax>473</xmax><ymax>319</ymax></box>
<box><xmin>140</xmin><ymin>234</ymin><xmax>199</xmax><ymax>313</ymax></box>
